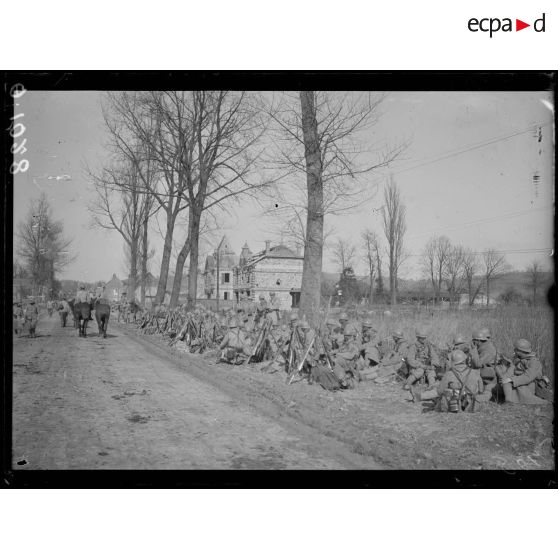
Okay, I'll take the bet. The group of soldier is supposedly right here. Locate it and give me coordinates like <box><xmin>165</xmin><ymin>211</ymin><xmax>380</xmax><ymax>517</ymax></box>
<box><xmin>132</xmin><ymin>296</ymin><xmax>551</xmax><ymax>410</ymax></box>
<box><xmin>12</xmin><ymin>299</ymin><xmax>39</xmax><ymax>338</ymax></box>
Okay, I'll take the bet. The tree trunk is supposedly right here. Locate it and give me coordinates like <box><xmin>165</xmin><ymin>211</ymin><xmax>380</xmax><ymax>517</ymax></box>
<box><xmin>154</xmin><ymin>212</ymin><xmax>176</xmax><ymax>305</ymax></box>
<box><xmin>299</xmin><ymin>91</ymin><xmax>324</xmax><ymax>327</ymax></box>
<box><xmin>169</xmin><ymin>223</ymin><xmax>192</xmax><ymax>309</ymax></box>
<box><xmin>140</xmin><ymin>217</ymin><xmax>148</xmax><ymax>307</ymax></box>
<box><xmin>376</xmin><ymin>256</ymin><xmax>384</xmax><ymax>294</ymax></box>
<box><xmin>486</xmin><ymin>277</ymin><xmax>490</xmax><ymax>307</ymax></box>
<box><xmin>128</xmin><ymin>236</ymin><xmax>138</xmax><ymax>303</ymax></box>
<box><xmin>368</xmin><ymin>272</ymin><xmax>374</xmax><ymax>306</ymax></box>
<box><xmin>389</xmin><ymin>256</ymin><xmax>396</xmax><ymax>305</ymax></box>
<box><xmin>186</xmin><ymin>210</ymin><xmax>202</xmax><ymax>310</ymax></box>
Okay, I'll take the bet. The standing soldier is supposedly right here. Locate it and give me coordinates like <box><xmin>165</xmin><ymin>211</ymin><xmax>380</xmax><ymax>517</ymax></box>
<box><xmin>58</xmin><ymin>297</ymin><xmax>71</xmax><ymax>327</ymax></box>
<box><xmin>255</xmin><ymin>294</ymin><xmax>268</xmax><ymax>326</ymax></box>
<box><xmin>470</xmin><ymin>329</ymin><xmax>498</xmax><ymax>401</ymax></box>
<box><xmin>403</xmin><ymin>328</ymin><xmax>439</xmax><ymax>390</ymax></box>
<box><xmin>13</xmin><ymin>302</ymin><xmax>24</xmax><ymax>336</ymax></box>
<box><xmin>268</xmin><ymin>291</ymin><xmax>281</xmax><ymax>325</ymax></box>
<box><xmin>496</xmin><ymin>339</ymin><xmax>549</xmax><ymax>404</ymax></box>
<box><xmin>25</xmin><ymin>300</ymin><xmax>39</xmax><ymax>338</ymax></box>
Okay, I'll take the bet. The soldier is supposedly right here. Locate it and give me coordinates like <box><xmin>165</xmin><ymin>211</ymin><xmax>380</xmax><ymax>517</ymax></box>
<box><xmin>75</xmin><ymin>284</ymin><xmax>90</xmax><ymax>304</ymax></box>
<box><xmin>25</xmin><ymin>300</ymin><xmax>39</xmax><ymax>338</ymax></box>
<box><xmin>413</xmin><ymin>349</ymin><xmax>484</xmax><ymax>408</ymax></box>
<box><xmin>375</xmin><ymin>329</ymin><xmax>410</xmax><ymax>384</ymax></box>
<box><xmin>336</xmin><ymin>312</ymin><xmax>349</xmax><ymax>335</ymax></box>
<box><xmin>58</xmin><ymin>297</ymin><xmax>71</xmax><ymax>327</ymax></box>
<box><xmin>470</xmin><ymin>329</ymin><xmax>498</xmax><ymax>401</ymax></box>
<box><xmin>219</xmin><ymin>318</ymin><xmax>252</xmax><ymax>365</ymax></box>
<box><xmin>13</xmin><ymin>302</ymin><xmax>24</xmax><ymax>336</ymax></box>
<box><xmin>255</xmin><ymin>294</ymin><xmax>268</xmax><ymax>326</ymax></box>
<box><xmin>360</xmin><ymin>320</ymin><xmax>382</xmax><ymax>367</ymax></box>
<box><xmin>403</xmin><ymin>328</ymin><xmax>439</xmax><ymax>390</ymax></box>
<box><xmin>496</xmin><ymin>339</ymin><xmax>548</xmax><ymax>404</ymax></box>
<box><xmin>46</xmin><ymin>299</ymin><xmax>54</xmax><ymax>317</ymax></box>
<box><xmin>332</xmin><ymin>324</ymin><xmax>361</xmax><ymax>388</ymax></box>
<box><xmin>268</xmin><ymin>291</ymin><xmax>281</xmax><ymax>325</ymax></box>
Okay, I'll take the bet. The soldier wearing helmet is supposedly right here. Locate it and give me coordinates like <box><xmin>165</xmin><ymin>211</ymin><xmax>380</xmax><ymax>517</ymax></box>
<box><xmin>413</xmin><ymin>349</ymin><xmax>483</xmax><ymax>405</ymax></box>
<box><xmin>496</xmin><ymin>339</ymin><xmax>548</xmax><ymax>404</ymax></box>
<box><xmin>335</xmin><ymin>312</ymin><xmax>349</xmax><ymax>334</ymax></box>
<box><xmin>470</xmin><ymin>327</ymin><xmax>498</xmax><ymax>400</ymax></box>
<box><xmin>403</xmin><ymin>328</ymin><xmax>440</xmax><ymax>390</ymax></box>
<box><xmin>219</xmin><ymin>317</ymin><xmax>252</xmax><ymax>365</ymax></box>
<box><xmin>331</xmin><ymin>324</ymin><xmax>361</xmax><ymax>388</ymax></box>
<box><xmin>360</xmin><ymin>320</ymin><xmax>382</xmax><ymax>369</ymax></box>
<box><xmin>374</xmin><ymin>329</ymin><xmax>410</xmax><ymax>384</ymax></box>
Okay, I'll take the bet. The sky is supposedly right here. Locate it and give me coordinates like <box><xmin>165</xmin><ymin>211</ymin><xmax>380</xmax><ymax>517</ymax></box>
<box><xmin>13</xmin><ymin>90</ymin><xmax>554</xmax><ymax>283</ymax></box>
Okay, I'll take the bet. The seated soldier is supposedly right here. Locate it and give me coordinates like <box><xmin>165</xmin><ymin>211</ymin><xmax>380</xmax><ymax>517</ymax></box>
<box><xmin>219</xmin><ymin>318</ymin><xmax>252</xmax><ymax>365</ymax></box>
<box><xmin>375</xmin><ymin>329</ymin><xmax>410</xmax><ymax>384</ymax></box>
<box><xmin>496</xmin><ymin>339</ymin><xmax>548</xmax><ymax>404</ymax></box>
<box><xmin>332</xmin><ymin>324</ymin><xmax>361</xmax><ymax>389</ymax></box>
<box><xmin>357</xmin><ymin>320</ymin><xmax>382</xmax><ymax>381</ymax></box>
<box><xmin>404</xmin><ymin>328</ymin><xmax>439</xmax><ymax>390</ymax></box>
<box><xmin>412</xmin><ymin>349</ymin><xmax>483</xmax><ymax>409</ymax></box>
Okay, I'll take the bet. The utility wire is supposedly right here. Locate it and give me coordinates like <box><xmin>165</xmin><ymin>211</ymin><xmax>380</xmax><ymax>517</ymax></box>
<box><xmin>381</xmin><ymin>120</ymin><xmax>553</xmax><ymax>176</ymax></box>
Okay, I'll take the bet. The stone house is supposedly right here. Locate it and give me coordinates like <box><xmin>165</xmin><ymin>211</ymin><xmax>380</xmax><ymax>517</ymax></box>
<box><xmin>233</xmin><ymin>240</ymin><xmax>303</xmax><ymax>309</ymax></box>
<box><xmin>104</xmin><ymin>273</ymin><xmax>125</xmax><ymax>301</ymax></box>
<box><xmin>203</xmin><ymin>235</ymin><xmax>237</xmax><ymax>302</ymax></box>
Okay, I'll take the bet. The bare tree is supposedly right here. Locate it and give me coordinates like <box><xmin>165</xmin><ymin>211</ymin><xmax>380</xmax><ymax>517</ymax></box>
<box><xmin>443</xmin><ymin>244</ymin><xmax>466</xmax><ymax>306</ymax></box>
<box><xmin>17</xmin><ymin>193</ymin><xmax>75</xmax><ymax>296</ymax></box>
<box><xmin>381</xmin><ymin>177</ymin><xmax>406</xmax><ymax>305</ymax></box>
<box><xmin>331</xmin><ymin>237</ymin><xmax>357</xmax><ymax>273</ymax></box>
<box><xmin>361</xmin><ymin>229</ymin><xmax>380</xmax><ymax>304</ymax></box>
<box><xmin>482</xmin><ymin>249</ymin><xmax>508</xmax><ymax>306</ymax></box>
<box><xmin>274</xmin><ymin>92</ymin><xmax>404</xmax><ymax>324</ymax></box>
<box><xmin>88</xmin><ymin>156</ymin><xmax>158</xmax><ymax>303</ymax></box>
<box><xmin>462</xmin><ymin>249</ymin><xmax>483</xmax><ymax>306</ymax></box>
<box><xmin>526</xmin><ymin>260</ymin><xmax>544</xmax><ymax>306</ymax></box>
<box><xmin>421</xmin><ymin>235</ymin><xmax>452</xmax><ymax>304</ymax></box>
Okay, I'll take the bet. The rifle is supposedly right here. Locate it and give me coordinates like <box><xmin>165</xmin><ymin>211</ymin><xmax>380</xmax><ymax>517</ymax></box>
<box><xmin>288</xmin><ymin>333</ymin><xmax>316</xmax><ymax>385</ymax></box>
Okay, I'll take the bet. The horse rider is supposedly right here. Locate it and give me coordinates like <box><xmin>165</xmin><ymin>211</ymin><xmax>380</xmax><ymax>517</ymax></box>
<box><xmin>75</xmin><ymin>284</ymin><xmax>91</xmax><ymax>304</ymax></box>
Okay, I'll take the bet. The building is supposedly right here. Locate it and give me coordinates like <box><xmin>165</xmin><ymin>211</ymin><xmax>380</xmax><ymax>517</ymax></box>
<box><xmin>104</xmin><ymin>273</ymin><xmax>125</xmax><ymax>301</ymax></box>
<box><xmin>203</xmin><ymin>235</ymin><xmax>237</xmax><ymax>302</ymax></box>
<box><xmin>233</xmin><ymin>240</ymin><xmax>303</xmax><ymax>309</ymax></box>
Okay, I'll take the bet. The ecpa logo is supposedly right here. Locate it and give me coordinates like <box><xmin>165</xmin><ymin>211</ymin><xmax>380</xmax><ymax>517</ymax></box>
<box><xmin>468</xmin><ymin>13</ymin><xmax>546</xmax><ymax>37</ymax></box>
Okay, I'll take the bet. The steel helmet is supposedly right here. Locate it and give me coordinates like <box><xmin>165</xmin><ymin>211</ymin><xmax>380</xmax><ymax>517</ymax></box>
<box><xmin>339</xmin><ymin>312</ymin><xmax>349</xmax><ymax>321</ymax></box>
<box><xmin>451</xmin><ymin>349</ymin><xmax>467</xmax><ymax>366</ymax></box>
<box><xmin>479</xmin><ymin>327</ymin><xmax>491</xmax><ymax>339</ymax></box>
<box><xmin>326</xmin><ymin>317</ymin><xmax>338</xmax><ymax>326</ymax></box>
<box><xmin>228</xmin><ymin>318</ymin><xmax>239</xmax><ymax>329</ymax></box>
<box><xmin>392</xmin><ymin>330</ymin><xmax>404</xmax><ymax>339</ymax></box>
<box><xmin>289</xmin><ymin>312</ymin><xmax>298</xmax><ymax>322</ymax></box>
<box><xmin>299</xmin><ymin>320</ymin><xmax>310</xmax><ymax>330</ymax></box>
<box><xmin>344</xmin><ymin>324</ymin><xmax>358</xmax><ymax>337</ymax></box>
<box><xmin>415</xmin><ymin>328</ymin><xmax>428</xmax><ymax>338</ymax></box>
<box><xmin>514</xmin><ymin>339</ymin><xmax>532</xmax><ymax>353</ymax></box>
<box><xmin>362</xmin><ymin>320</ymin><xmax>375</xmax><ymax>329</ymax></box>
<box><xmin>453</xmin><ymin>334</ymin><xmax>467</xmax><ymax>345</ymax></box>
<box><xmin>472</xmin><ymin>329</ymin><xmax>488</xmax><ymax>341</ymax></box>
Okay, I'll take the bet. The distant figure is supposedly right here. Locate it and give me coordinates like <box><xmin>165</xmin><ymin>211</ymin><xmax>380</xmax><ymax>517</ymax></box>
<box><xmin>75</xmin><ymin>284</ymin><xmax>90</xmax><ymax>304</ymax></box>
<box><xmin>25</xmin><ymin>300</ymin><xmax>39</xmax><ymax>338</ymax></box>
<box><xmin>13</xmin><ymin>302</ymin><xmax>24</xmax><ymax>336</ymax></box>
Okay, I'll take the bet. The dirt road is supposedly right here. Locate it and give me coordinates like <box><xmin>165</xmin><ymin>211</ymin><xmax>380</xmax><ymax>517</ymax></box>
<box><xmin>12</xmin><ymin>313</ymin><xmax>378</xmax><ymax>469</ymax></box>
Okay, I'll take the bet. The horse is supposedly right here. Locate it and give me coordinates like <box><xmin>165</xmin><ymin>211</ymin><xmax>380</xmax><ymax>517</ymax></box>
<box><xmin>94</xmin><ymin>299</ymin><xmax>111</xmax><ymax>338</ymax></box>
<box><xmin>73</xmin><ymin>301</ymin><xmax>92</xmax><ymax>337</ymax></box>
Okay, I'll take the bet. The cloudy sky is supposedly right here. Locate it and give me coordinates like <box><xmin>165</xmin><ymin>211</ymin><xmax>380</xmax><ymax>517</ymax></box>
<box><xmin>13</xmin><ymin>89</ymin><xmax>554</xmax><ymax>283</ymax></box>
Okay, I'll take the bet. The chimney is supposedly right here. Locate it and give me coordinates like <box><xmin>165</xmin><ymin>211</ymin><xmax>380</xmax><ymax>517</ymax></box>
<box><xmin>265</xmin><ymin>240</ymin><xmax>271</xmax><ymax>255</ymax></box>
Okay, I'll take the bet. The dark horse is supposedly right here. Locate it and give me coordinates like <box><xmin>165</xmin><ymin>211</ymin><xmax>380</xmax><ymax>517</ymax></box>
<box><xmin>94</xmin><ymin>299</ymin><xmax>111</xmax><ymax>338</ymax></box>
<box><xmin>73</xmin><ymin>301</ymin><xmax>92</xmax><ymax>337</ymax></box>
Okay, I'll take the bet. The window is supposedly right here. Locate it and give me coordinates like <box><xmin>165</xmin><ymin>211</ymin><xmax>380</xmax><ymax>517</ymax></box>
<box><xmin>224</xmin><ymin>292</ymin><xmax>228</xmax><ymax>300</ymax></box>
<box><xmin>222</xmin><ymin>272</ymin><xmax>230</xmax><ymax>284</ymax></box>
